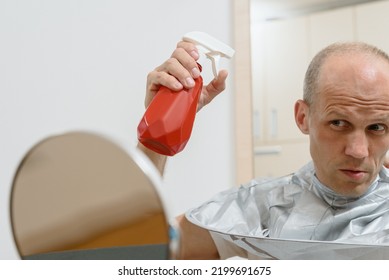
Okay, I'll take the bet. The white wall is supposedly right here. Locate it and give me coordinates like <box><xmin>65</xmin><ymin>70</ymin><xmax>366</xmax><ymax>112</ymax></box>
<box><xmin>0</xmin><ymin>0</ymin><xmax>235</xmax><ymax>259</ymax></box>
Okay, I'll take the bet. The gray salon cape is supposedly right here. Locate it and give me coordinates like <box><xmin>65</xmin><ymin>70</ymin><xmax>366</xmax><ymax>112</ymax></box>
<box><xmin>186</xmin><ymin>162</ymin><xmax>389</xmax><ymax>259</ymax></box>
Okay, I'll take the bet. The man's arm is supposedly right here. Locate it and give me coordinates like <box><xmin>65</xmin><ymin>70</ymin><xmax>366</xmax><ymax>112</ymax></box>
<box><xmin>139</xmin><ymin>41</ymin><xmax>228</xmax><ymax>174</ymax></box>
<box><xmin>137</xmin><ymin>140</ymin><xmax>220</xmax><ymax>259</ymax></box>
<box><xmin>137</xmin><ymin>142</ymin><xmax>167</xmax><ymax>175</ymax></box>
<box><xmin>138</xmin><ymin>40</ymin><xmax>228</xmax><ymax>259</ymax></box>
<box><xmin>176</xmin><ymin>214</ymin><xmax>219</xmax><ymax>259</ymax></box>
<box><xmin>136</xmin><ymin>142</ymin><xmax>219</xmax><ymax>259</ymax></box>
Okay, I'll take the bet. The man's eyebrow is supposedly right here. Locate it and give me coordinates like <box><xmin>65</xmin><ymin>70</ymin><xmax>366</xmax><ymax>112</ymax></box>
<box><xmin>323</xmin><ymin>110</ymin><xmax>349</xmax><ymax>119</ymax></box>
<box><xmin>371</xmin><ymin>117</ymin><xmax>389</xmax><ymax>123</ymax></box>
<box><xmin>325</xmin><ymin>110</ymin><xmax>389</xmax><ymax>122</ymax></box>
<box><xmin>367</xmin><ymin>114</ymin><xmax>389</xmax><ymax>123</ymax></box>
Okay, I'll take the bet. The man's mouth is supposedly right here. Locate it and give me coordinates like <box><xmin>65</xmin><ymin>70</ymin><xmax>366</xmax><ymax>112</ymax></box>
<box><xmin>339</xmin><ymin>169</ymin><xmax>367</xmax><ymax>180</ymax></box>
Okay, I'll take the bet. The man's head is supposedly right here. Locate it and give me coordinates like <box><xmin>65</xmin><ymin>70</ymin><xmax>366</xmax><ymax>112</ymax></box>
<box><xmin>295</xmin><ymin>42</ymin><xmax>389</xmax><ymax>197</ymax></box>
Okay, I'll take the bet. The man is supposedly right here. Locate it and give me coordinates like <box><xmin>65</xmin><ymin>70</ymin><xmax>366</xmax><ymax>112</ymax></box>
<box><xmin>138</xmin><ymin>41</ymin><xmax>389</xmax><ymax>259</ymax></box>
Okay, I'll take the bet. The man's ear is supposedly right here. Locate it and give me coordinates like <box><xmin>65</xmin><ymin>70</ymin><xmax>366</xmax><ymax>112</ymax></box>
<box><xmin>294</xmin><ymin>99</ymin><xmax>310</xmax><ymax>135</ymax></box>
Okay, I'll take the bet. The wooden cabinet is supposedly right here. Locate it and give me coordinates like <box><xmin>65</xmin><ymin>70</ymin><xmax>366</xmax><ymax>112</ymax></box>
<box><xmin>252</xmin><ymin>15</ymin><xmax>310</xmax><ymax>177</ymax></box>
<box><xmin>308</xmin><ymin>7</ymin><xmax>355</xmax><ymax>58</ymax></box>
<box><xmin>263</xmin><ymin>16</ymin><xmax>309</xmax><ymax>143</ymax></box>
<box><xmin>355</xmin><ymin>0</ymin><xmax>389</xmax><ymax>52</ymax></box>
<box><xmin>254</xmin><ymin>141</ymin><xmax>310</xmax><ymax>178</ymax></box>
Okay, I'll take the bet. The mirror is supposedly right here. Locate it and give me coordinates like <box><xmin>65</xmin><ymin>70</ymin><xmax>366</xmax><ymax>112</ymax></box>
<box><xmin>10</xmin><ymin>131</ymin><xmax>171</xmax><ymax>260</ymax></box>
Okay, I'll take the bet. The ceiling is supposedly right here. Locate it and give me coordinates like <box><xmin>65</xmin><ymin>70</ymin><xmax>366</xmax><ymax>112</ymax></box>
<box><xmin>251</xmin><ymin>0</ymin><xmax>380</xmax><ymax>21</ymax></box>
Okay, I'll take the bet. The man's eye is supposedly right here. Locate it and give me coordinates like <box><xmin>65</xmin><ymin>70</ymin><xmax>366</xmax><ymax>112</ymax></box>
<box><xmin>330</xmin><ymin>120</ymin><xmax>347</xmax><ymax>127</ymax></box>
<box><xmin>368</xmin><ymin>124</ymin><xmax>386</xmax><ymax>133</ymax></box>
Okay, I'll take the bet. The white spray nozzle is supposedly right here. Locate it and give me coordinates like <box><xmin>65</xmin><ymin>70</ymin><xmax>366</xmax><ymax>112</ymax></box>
<box><xmin>183</xmin><ymin>31</ymin><xmax>235</xmax><ymax>77</ymax></box>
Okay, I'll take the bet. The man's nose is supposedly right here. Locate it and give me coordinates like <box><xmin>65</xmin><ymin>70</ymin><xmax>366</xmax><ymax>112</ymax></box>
<box><xmin>344</xmin><ymin>132</ymin><xmax>369</xmax><ymax>159</ymax></box>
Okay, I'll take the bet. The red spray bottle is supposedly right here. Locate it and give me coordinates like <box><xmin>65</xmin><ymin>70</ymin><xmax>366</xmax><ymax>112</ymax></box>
<box><xmin>137</xmin><ymin>32</ymin><xmax>235</xmax><ymax>156</ymax></box>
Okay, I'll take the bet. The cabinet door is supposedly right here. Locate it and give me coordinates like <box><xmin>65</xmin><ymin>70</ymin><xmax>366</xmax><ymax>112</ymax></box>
<box><xmin>263</xmin><ymin>16</ymin><xmax>309</xmax><ymax>143</ymax></box>
<box><xmin>254</xmin><ymin>140</ymin><xmax>311</xmax><ymax>177</ymax></box>
<box><xmin>251</xmin><ymin>22</ymin><xmax>267</xmax><ymax>144</ymax></box>
<box><xmin>355</xmin><ymin>0</ymin><xmax>389</xmax><ymax>53</ymax></box>
<box><xmin>309</xmin><ymin>6</ymin><xmax>355</xmax><ymax>59</ymax></box>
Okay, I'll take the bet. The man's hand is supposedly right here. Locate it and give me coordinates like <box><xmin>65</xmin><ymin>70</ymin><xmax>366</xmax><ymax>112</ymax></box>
<box><xmin>145</xmin><ymin>41</ymin><xmax>228</xmax><ymax>111</ymax></box>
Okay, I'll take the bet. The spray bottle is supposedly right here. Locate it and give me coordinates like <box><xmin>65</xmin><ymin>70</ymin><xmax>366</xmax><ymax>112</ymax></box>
<box><xmin>137</xmin><ymin>31</ymin><xmax>235</xmax><ymax>156</ymax></box>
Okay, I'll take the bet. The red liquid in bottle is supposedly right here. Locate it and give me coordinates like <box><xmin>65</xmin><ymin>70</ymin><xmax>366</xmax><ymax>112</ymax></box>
<box><xmin>137</xmin><ymin>64</ymin><xmax>203</xmax><ymax>156</ymax></box>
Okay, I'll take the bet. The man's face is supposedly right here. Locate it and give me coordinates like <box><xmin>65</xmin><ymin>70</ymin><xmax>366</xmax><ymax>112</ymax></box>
<box><xmin>296</xmin><ymin>53</ymin><xmax>389</xmax><ymax>197</ymax></box>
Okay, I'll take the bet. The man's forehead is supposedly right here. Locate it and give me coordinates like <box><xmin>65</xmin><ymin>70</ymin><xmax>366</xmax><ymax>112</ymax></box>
<box><xmin>315</xmin><ymin>88</ymin><xmax>389</xmax><ymax>121</ymax></box>
<box><xmin>318</xmin><ymin>52</ymin><xmax>389</xmax><ymax>89</ymax></box>
<box><xmin>321</xmin><ymin>51</ymin><xmax>389</xmax><ymax>73</ymax></box>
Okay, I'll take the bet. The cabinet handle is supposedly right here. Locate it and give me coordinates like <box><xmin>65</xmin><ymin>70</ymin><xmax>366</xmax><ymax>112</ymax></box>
<box><xmin>253</xmin><ymin>109</ymin><xmax>261</xmax><ymax>139</ymax></box>
<box><xmin>270</xmin><ymin>108</ymin><xmax>278</xmax><ymax>138</ymax></box>
<box><xmin>254</xmin><ymin>145</ymin><xmax>282</xmax><ymax>155</ymax></box>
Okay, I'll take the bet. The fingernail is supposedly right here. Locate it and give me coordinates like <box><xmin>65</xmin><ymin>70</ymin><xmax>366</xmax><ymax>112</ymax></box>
<box><xmin>191</xmin><ymin>67</ymin><xmax>201</xmax><ymax>78</ymax></box>
<box><xmin>190</xmin><ymin>50</ymin><xmax>199</xmax><ymax>59</ymax></box>
<box><xmin>174</xmin><ymin>82</ymin><xmax>183</xmax><ymax>89</ymax></box>
<box><xmin>186</xmin><ymin>77</ymin><xmax>195</xmax><ymax>87</ymax></box>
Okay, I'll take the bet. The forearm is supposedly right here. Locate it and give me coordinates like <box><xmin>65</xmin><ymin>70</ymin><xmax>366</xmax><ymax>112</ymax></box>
<box><xmin>176</xmin><ymin>214</ymin><xmax>219</xmax><ymax>260</ymax></box>
<box><xmin>137</xmin><ymin>142</ymin><xmax>167</xmax><ymax>175</ymax></box>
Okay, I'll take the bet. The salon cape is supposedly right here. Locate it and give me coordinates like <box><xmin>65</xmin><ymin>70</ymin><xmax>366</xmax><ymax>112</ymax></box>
<box><xmin>186</xmin><ymin>162</ymin><xmax>389</xmax><ymax>259</ymax></box>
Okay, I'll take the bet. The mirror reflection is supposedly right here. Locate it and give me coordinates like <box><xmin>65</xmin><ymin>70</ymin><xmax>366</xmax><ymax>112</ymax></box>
<box><xmin>11</xmin><ymin>132</ymin><xmax>170</xmax><ymax>260</ymax></box>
